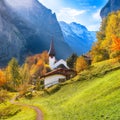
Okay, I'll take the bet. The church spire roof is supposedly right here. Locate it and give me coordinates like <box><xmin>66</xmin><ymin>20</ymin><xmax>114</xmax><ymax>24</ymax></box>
<box><xmin>48</xmin><ymin>39</ymin><xmax>55</xmax><ymax>57</ymax></box>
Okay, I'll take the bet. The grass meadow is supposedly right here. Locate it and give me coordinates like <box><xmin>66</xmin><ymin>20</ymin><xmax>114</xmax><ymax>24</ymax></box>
<box><xmin>1</xmin><ymin>58</ymin><xmax>120</xmax><ymax>120</ymax></box>
<box><xmin>20</xmin><ymin>59</ymin><xmax>120</xmax><ymax>120</ymax></box>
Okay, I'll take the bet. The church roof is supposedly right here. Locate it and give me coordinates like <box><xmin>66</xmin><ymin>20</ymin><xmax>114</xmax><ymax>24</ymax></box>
<box><xmin>48</xmin><ymin>39</ymin><xmax>55</xmax><ymax>56</ymax></box>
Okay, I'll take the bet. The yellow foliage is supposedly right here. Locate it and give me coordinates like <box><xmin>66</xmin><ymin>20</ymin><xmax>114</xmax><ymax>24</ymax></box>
<box><xmin>75</xmin><ymin>56</ymin><xmax>88</xmax><ymax>73</ymax></box>
<box><xmin>26</xmin><ymin>51</ymin><xmax>49</xmax><ymax>77</ymax></box>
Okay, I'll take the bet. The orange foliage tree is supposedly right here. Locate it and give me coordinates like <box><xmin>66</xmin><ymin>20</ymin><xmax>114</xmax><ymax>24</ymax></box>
<box><xmin>0</xmin><ymin>70</ymin><xmax>6</xmax><ymax>87</ymax></box>
<box><xmin>25</xmin><ymin>51</ymin><xmax>50</xmax><ymax>78</ymax></box>
<box><xmin>111</xmin><ymin>35</ymin><xmax>120</xmax><ymax>51</ymax></box>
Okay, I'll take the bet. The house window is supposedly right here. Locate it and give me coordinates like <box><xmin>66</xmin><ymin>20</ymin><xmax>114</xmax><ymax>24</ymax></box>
<box><xmin>59</xmin><ymin>78</ymin><xmax>66</xmax><ymax>83</ymax></box>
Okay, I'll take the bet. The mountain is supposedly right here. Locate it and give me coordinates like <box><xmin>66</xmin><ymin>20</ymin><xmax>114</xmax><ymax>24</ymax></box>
<box><xmin>100</xmin><ymin>0</ymin><xmax>120</xmax><ymax>18</ymax></box>
<box><xmin>59</xmin><ymin>21</ymin><xmax>95</xmax><ymax>55</ymax></box>
<box><xmin>0</xmin><ymin>0</ymin><xmax>73</xmax><ymax>66</ymax></box>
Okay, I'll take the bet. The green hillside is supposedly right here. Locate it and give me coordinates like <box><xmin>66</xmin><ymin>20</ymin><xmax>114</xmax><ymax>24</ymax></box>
<box><xmin>20</xmin><ymin>59</ymin><xmax>120</xmax><ymax>120</ymax></box>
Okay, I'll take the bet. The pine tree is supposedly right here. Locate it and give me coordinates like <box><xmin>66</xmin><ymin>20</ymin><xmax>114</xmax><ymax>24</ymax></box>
<box><xmin>7</xmin><ymin>58</ymin><xmax>21</xmax><ymax>87</ymax></box>
<box><xmin>66</xmin><ymin>53</ymin><xmax>78</xmax><ymax>69</ymax></box>
<box><xmin>20</xmin><ymin>63</ymin><xmax>30</xmax><ymax>84</ymax></box>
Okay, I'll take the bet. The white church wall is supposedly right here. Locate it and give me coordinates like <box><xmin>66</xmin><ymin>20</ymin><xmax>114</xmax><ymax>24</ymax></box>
<box><xmin>44</xmin><ymin>74</ymin><xmax>66</xmax><ymax>88</ymax></box>
<box><xmin>49</xmin><ymin>56</ymin><xmax>56</xmax><ymax>70</ymax></box>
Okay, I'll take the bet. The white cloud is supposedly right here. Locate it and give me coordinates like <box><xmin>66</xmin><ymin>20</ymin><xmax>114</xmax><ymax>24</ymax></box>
<box><xmin>92</xmin><ymin>9</ymin><xmax>101</xmax><ymax>21</ymax></box>
<box><xmin>57</xmin><ymin>8</ymin><xmax>86</xmax><ymax>23</ymax></box>
<box><xmin>87</xmin><ymin>24</ymin><xmax>100</xmax><ymax>31</ymax></box>
<box><xmin>38</xmin><ymin>0</ymin><xmax>61</xmax><ymax>12</ymax></box>
<box><xmin>38</xmin><ymin>0</ymin><xmax>101</xmax><ymax>31</ymax></box>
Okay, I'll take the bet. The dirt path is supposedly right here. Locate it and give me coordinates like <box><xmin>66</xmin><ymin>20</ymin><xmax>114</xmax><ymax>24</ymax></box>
<box><xmin>10</xmin><ymin>95</ymin><xmax>43</xmax><ymax>120</ymax></box>
<box><xmin>29</xmin><ymin>105</ymin><xmax>43</xmax><ymax>120</ymax></box>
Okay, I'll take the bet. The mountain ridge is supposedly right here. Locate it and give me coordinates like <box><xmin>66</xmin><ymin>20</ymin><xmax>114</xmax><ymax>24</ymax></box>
<box><xmin>59</xmin><ymin>21</ymin><xmax>95</xmax><ymax>55</ymax></box>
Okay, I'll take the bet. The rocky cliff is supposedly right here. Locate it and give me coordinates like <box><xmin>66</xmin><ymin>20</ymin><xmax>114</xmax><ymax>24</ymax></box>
<box><xmin>0</xmin><ymin>0</ymin><xmax>73</xmax><ymax>66</ymax></box>
<box><xmin>0</xmin><ymin>0</ymin><xmax>25</xmax><ymax>66</ymax></box>
<box><xmin>100</xmin><ymin>0</ymin><xmax>120</xmax><ymax>18</ymax></box>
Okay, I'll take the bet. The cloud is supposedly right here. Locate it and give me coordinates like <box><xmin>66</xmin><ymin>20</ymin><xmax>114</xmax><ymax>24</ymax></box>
<box><xmin>38</xmin><ymin>0</ymin><xmax>61</xmax><ymax>12</ymax></box>
<box><xmin>87</xmin><ymin>24</ymin><xmax>100</xmax><ymax>31</ymax></box>
<box><xmin>39</xmin><ymin>0</ymin><xmax>101</xmax><ymax>31</ymax></box>
<box><xmin>57</xmin><ymin>8</ymin><xmax>86</xmax><ymax>23</ymax></box>
<box><xmin>92</xmin><ymin>9</ymin><xmax>101</xmax><ymax>21</ymax></box>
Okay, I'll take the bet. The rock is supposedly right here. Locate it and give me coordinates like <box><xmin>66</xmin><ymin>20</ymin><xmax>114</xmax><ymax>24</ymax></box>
<box><xmin>100</xmin><ymin>0</ymin><xmax>120</xmax><ymax>18</ymax></box>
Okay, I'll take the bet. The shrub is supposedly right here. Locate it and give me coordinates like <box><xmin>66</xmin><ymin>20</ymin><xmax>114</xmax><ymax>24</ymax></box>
<box><xmin>25</xmin><ymin>91</ymin><xmax>33</xmax><ymax>99</ymax></box>
<box><xmin>45</xmin><ymin>84</ymin><xmax>61</xmax><ymax>94</ymax></box>
<box><xmin>0</xmin><ymin>104</ymin><xmax>21</xmax><ymax>119</ymax></box>
<box><xmin>17</xmin><ymin>84</ymin><xmax>35</xmax><ymax>99</ymax></box>
<box><xmin>110</xmin><ymin>51</ymin><xmax>120</xmax><ymax>58</ymax></box>
<box><xmin>0</xmin><ymin>90</ymin><xmax>10</xmax><ymax>103</ymax></box>
<box><xmin>77</xmin><ymin>58</ymin><xmax>120</xmax><ymax>81</ymax></box>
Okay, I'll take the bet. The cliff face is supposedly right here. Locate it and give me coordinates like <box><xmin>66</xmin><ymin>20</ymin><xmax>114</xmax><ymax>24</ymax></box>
<box><xmin>0</xmin><ymin>0</ymin><xmax>73</xmax><ymax>66</ymax></box>
<box><xmin>0</xmin><ymin>0</ymin><xmax>25</xmax><ymax>65</ymax></box>
<box><xmin>100</xmin><ymin>0</ymin><xmax>120</xmax><ymax>18</ymax></box>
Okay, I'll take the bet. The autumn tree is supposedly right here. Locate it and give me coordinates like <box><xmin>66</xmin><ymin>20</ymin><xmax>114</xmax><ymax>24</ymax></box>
<box><xmin>91</xmin><ymin>42</ymin><xmax>109</xmax><ymax>63</ymax></box>
<box><xmin>75</xmin><ymin>56</ymin><xmax>88</xmax><ymax>73</ymax></box>
<box><xmin>0</xmin><ymin>70</ymin><xmax>6</xmax><ymax>87</ymax></box>
<box><xmin>97</xmin><ymin>18</ymin><xmax>107</xmax><ymax>41</ymax></box>
<box><xmin>91</xmin><ymin>11</ymin><xmax>120</xmax><ymax>62</ymax></box>
<box><xmin>91</xmin><ymin>17</ymin><xmax>109</xmax><ymax>63</ymax></box>
<box><xmin>25</xmin><ymin>51</ymin><xmax>49</xmax><ymax>78</ymax></box>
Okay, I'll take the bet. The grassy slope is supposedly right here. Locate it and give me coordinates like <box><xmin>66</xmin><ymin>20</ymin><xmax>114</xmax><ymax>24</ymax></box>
<box><xmin>6</xmin><ymin>106</ymin><xmax>36</xmax><ymax>120</ymax></box>
<box><xmin>0</xmin><ymin>103</ymin><xmax>36</xmax><ymax>120</ymax></box>
<box><xmin>21</xmin><ymin>59</ymin><xmax>120</xmax><ymax>120</ymax></box>
<box><xmin>0</xmin><ymin>91</ymin><xmax>36</xmax><ymax>120</ymax></box>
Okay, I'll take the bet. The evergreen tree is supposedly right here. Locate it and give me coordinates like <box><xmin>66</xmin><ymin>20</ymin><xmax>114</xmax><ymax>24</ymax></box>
<box><xmin>7</xmin><ymin>58</ymin><xmax>21</xmax><ymax>87</ymax></box>
<box><xmin>66</xmin><ymin>53</ymin><xmax>78</xmax><ymax>69</ymax></box>
<box><xmin>20</xmin><ymin>63</ymin><xmax>30</xmax><ymax>84</ymax></box>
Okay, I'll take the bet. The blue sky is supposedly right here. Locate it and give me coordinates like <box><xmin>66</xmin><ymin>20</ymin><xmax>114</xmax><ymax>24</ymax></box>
<box><xmin>38</xmin><ymin>0</ymin><xmax>108</xmax><ymax>31</ymax></box>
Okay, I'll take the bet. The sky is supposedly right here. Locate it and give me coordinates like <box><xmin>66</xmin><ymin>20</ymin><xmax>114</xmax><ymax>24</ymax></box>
<box><xmin>38</xmin><ymin>0</ymin><xmax>108</xmax><ymax>31</ymax></box>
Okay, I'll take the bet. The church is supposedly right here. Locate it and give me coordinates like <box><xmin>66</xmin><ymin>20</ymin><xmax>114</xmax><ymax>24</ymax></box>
<box><xmin>48</xmin><ymin>40</ymin><xmax>69</xmax><ymax>70</ymax></box>
<box><xmin>41</xmin><ymin>40</ymin><xmax>77</xmax><ymax>88</ymax></box>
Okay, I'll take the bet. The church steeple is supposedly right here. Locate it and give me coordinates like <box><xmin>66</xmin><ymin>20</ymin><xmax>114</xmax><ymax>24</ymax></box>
<box><xmin>48</xmin><ymin>39</ymin><xmax>55</xmax><ymax>57</ymax></box>
<box><xmin>48</xmin><ymin>38</ymin><xmax>69</xmax><ymax>70</ymax></box>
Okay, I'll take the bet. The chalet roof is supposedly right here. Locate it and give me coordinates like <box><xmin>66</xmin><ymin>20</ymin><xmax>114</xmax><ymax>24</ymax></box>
<box><xmin>41</xmin><ymin>68</ymin><xmax>77</xmax><ymax>78</ymax></box>
<box><xmin>48</xmin><ymin>39</ymin><xmax>55</xmax><ymax>57</ymax></box>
